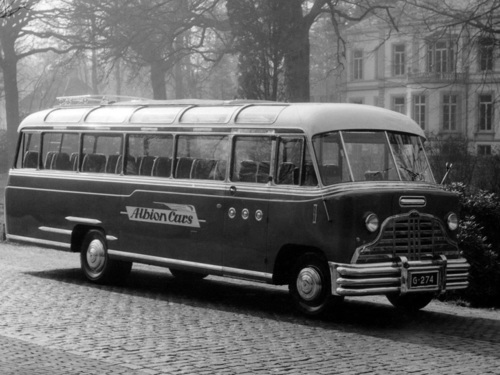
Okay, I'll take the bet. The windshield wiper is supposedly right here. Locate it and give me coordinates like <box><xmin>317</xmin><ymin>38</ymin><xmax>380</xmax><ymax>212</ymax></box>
<box><xmin>399</xmin><ymin>165</ymin><xmax>423</xmax><ymax>181</ymax></box>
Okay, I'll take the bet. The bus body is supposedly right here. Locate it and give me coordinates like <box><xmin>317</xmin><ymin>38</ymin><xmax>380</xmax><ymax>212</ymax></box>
<box><xmin>5</xmin><ymin>99</ymin><xmax>469</xmax><ymax>315</ymax></box>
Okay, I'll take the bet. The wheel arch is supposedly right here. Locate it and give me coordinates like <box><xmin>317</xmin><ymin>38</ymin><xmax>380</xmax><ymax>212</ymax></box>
<box><xmin>272</xmin><ymin>244</ymin><xmax>327</xmax><ymax>285</ymax></box>
<box><xmin>70</xmin><ymin>224</ymin><xmax>104</xmax><ymax>253</ymax></box>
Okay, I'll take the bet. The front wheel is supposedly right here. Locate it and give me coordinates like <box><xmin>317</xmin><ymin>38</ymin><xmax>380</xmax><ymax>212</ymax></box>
<box><xmin>80</xmin><ymin>229</ymin><xmax>131</xmax><ymax>284</ymax></box>
<box><xmin>289</xmin><ymin>253</ymin><xmax>334</xmax><ymax>316</ymax></box>
<box><xmin>386</xmin><ymin>292</ymin><xmax>434</xmax><ymax>311</ymax></box>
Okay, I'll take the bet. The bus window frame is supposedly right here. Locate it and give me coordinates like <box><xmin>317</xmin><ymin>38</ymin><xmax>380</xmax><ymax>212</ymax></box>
<box><xmin>230</xmin><ymin>134</ymin><xmax>275</xmax><ymax>184</ymax></box>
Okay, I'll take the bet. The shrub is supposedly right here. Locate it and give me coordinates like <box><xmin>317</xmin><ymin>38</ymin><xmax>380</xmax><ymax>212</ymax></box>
<box><xmin>441</xmin><ymin>183</ymin><xmax>500</xmax><ymax>307</ymax></box>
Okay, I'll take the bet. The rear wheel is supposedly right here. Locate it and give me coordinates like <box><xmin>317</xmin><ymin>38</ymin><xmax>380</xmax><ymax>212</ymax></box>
<box><xmin>386</xmin><ymin>292</ymin><xmax>434</xmax><ymax>311</ymax></box>
<box><xmin>289</xmin><ymin>253</ymin><xmax>334</xmax><ymax>316</ymax></box>
<box><xmin>80</xmin><ymin>229</ymin><xmax>131</xmax><ymax>284</ymax></box>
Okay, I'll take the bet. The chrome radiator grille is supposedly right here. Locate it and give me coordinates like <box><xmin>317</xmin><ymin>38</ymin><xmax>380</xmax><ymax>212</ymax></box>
<box><xmin>356</xmin><ymin>212</ymin><xmax>460</xmax><ymax>262</ymax></box>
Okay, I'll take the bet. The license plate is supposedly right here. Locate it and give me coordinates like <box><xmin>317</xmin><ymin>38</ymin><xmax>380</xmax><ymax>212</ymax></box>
<box><xmin>409</xmin><ymin>271</ymin><xmax>439</xmax><ymax>289</ymax></box>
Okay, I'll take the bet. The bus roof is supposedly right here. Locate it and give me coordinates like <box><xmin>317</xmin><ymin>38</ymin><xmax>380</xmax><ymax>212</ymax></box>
<box><xmin>18</xmin><ymin>100</ymin><xmax>425</xmax><ymax>138</ymax></box>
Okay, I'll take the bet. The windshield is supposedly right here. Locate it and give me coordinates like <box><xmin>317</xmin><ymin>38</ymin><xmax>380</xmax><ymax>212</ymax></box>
<box><xmin>312</xmin><ymin>130</ymin><xmax>434</xmax><ymax>185</ymax></box>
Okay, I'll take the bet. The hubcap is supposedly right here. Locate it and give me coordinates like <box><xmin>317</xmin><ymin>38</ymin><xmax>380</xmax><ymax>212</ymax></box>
<box><xmin>86</xmin><ymin>239</ymin><xmax>105</xmax><ymax>275</ymax></box>
<box><xmin>296</xmin><ymin>266</ymin><xmax>322</xmax><ymax>301</ymax></box>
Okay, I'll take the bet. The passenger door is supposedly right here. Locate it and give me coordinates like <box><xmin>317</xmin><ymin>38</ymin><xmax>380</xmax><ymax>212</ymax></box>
<box><xmin>222</xmin><ymin>136</ymin><xmax>272</xmax><ymax>279</ymax></box>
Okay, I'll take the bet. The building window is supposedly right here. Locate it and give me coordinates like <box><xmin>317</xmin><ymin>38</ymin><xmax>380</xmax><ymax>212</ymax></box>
<box><xmin>479</xmin><ymin>94</ymin><xmax>493</xmax><ymax>131</ymax></box>
<box><xmin>392</xmin><ymin>44</ymin><xmax>406</xmax><ymax>76</ymax></box>
<box><xmin>412</xmin><ymin>94</ymin><xmax>426</xmax><ymax>129</ymax></box>
<box><xmin>392</xmin><ymin>96</ymin><xmax>406</xmax><ymax>114</ymax></box>
<box><xmin>479</xmin><ymin>36</ymin><xmax>495</xmax><ymax>71</ymax></box>
<box><xmin>442</xmin><ymin>94</ymin><xmax>458</xmax><ymax>131</ymax></box>
<box><xmin>427</xmin><ymin>39</ymin><xmax>455</xmax><ymax>74</ymax></box>
<box><xmin>352</xmin><ymin>49</ymin><xmax>363</xmax><ymax>80</ymax></box>
<box><xmin>478</xmin><ymin>145</ymin><xmax>492</xmax><ymax>156</ymax></box>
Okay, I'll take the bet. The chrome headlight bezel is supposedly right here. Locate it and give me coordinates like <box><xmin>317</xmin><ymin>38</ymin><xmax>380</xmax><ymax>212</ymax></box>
<box><xmin>446</xmin><ymin>212</ymin><xmax>459</xmax><ymax>231</ymax></box>
<box><xmin>365</xmin><ymin>213</ymin><xmax>379</xmax><ymax>233</ymax></box>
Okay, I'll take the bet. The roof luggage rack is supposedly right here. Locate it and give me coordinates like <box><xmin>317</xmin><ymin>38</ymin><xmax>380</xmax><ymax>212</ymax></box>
<box><xmin>56</xmin><ymin>95</ymin><xmax>149</xmax><ymax>107</ymax></box>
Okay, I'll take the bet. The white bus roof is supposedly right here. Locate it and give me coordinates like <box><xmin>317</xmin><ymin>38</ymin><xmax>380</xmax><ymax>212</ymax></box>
<box><xmin>18</xmin><ymin>100</ymin><xmax>425</xmax><ymax>138</ymax></box>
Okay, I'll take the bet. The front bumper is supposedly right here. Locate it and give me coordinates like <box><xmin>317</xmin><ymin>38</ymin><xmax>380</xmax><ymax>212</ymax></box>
<box><xmin>329</xmin><ymin>256</ymin><xmax>469</xmax><ymax>296</ymax></box>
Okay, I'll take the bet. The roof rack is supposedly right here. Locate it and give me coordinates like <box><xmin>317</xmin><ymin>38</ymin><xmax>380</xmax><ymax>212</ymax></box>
<box><xmin>56</xmin><ymin>95</ymin><xmax>149</xmax><ymax>107</ymax></box>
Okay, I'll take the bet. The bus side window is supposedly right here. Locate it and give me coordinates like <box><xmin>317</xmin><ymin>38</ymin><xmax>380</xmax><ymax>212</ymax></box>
<box><xmin>82</xmin><ymin>134</ymin><xmax>122</xmax><ymax>174</ymax></box>
<box><xmin>175</xmin><ymin>135</ymin><xmax>229</xmax><ymax>180</ymax></box>
<box><xmin>17</xmin><ymin>132</ymin><xmax>40</xmax><ymax>169</ymax></box>
<box><xmin>232</xmin><ymin>136</ymin><xmax>272</xmax><ymax>183</ymax></box>
<box><xmin>126</xmin><ymin>134</ymin><xmax>173</xmax><ymax>177</ymax></box>
<box><xmin>41</xmin><ymin>133</ymin><xmax>79</xmax><ymax>171</ymax></box>
<box><xmin>276</xmin><ymin>137</ymin><xmax>303</xmax><ymax>185</ymax></box>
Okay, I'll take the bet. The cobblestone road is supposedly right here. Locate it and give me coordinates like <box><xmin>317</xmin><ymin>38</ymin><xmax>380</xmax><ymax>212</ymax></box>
<box><xmin>1</xmin><ymin>242</ymin><xmax>500</xmax><ymax>374</ymax></box>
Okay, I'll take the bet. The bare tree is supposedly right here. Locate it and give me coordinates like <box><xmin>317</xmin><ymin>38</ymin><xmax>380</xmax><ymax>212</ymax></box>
<box><xmin>75</xmin><ymin>0</ymin><xmax>228</xmax><ymax>100</ymax></box>
<box><xmin>0</xmin><ymin>0</ymin><xmax>80</xmax><ymax>161</ymax></box>
<box><xmin>227</xmin><ymin>0</ymin><xmax>398</xmax><ymax>102</ymax></box>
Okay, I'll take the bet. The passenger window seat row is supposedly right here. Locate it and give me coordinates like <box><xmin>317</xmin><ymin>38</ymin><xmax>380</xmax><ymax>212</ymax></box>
<box><xmin>23</xmin><ymin>151</ymin><xmax>318</xmax><ymax>186</ymax></box>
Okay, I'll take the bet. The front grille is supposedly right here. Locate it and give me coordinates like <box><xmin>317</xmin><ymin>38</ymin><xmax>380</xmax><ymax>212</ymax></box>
<box><xmin>355</xmin><ymin>212</ymin><xmax>460</xmax><ymax>262</ymax></box>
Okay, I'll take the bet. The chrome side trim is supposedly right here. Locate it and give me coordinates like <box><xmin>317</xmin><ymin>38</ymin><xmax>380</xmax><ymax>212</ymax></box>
<box><xmin>39</xmin><ymin>226</ymin><xmax>72</xmax><ymax>235</ymax></box>
<box><xmin>108</xmin><ymin>250</ymin><xmax>273</xmax><ymax>282</ymax></box>
<box><xmin>65</xmin><ymin>216</ymin><xmax>102</xmax><ymax>225</ymax></box>
<box><xmin>6</xmin><ymin>234</ymin><xmax>71</xmax><ymax>250</ymax></box>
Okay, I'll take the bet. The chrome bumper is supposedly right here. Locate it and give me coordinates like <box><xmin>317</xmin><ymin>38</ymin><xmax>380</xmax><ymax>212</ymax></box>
<box><xmin>329</xmin><ymin>256</ymin><xmax>469</xmax><ymax>297</ymax></box>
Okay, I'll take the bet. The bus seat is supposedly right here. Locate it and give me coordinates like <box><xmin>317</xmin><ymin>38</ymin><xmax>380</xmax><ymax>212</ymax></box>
<box><xmin>257</xmin><ymin>161</ymin><xmax>270</xmax><ymax>183</ymax></box>
<box><xmin>152</xmin><ymin>157</ymin><xmax>171</xmax><ymax>177</ymax></box>
<box><xmin>277</xmin><ymin>162</ymin><xmax>297</xmax><ymax>185</ymax></box>
<box><xmin>44</xmin><ymin>151</ymin><xmax>57</xmax><ymax>169</ymax></box>
<box><xmin>52</xmin><ymin>152</ymin><xmax>71</xmax><ymax>170</ymax></box>
<box><xmin>320</xmin><ymin>164</ymin><xmax>341</xmax><ymax>185</ymax></box>
<box><xmin>239</xmin><ymin>160</ymin><xmax>258</xmax><ymax>182</ymax></box>
<box><xmin>126</xmin><ymin>156</ymin><xmax>138</xmax><ymax>175</ymax></box>
<box><xmin>82</xmin><ymin>153</ymin><xmax>107</xmax><ymax>173</ymax></box>
<box><xmin>23</xmin><ymin>151</ymin><xmax>39</xmax><ymax>168</ymax></box>
<box><xmin>106</xmin><ymin>154</ymin><xmax>121</xmax><ymax>174</ymax></box>
<box><xmin>211</xmin><ymin>160</ymin><xmax>227</xmax><ymax>180</ymax></box>
<box><xmin>302</xmin><ymin>163</ymin><xmax>318</xmax><ymax>186</ymax></box>
<box><xmin>175</xmin><ymin>157</ymin><xmax>194</xmax><ymax>179</ymax></box>
<box><xmin>192</xmin><ymin>159</ymin><xmax>217</xmax><ymax>180</ymax></box>
<box><xmin>70</xmin><ymin>153</ymin><xmax>79</xmax><ymax>171</ymax></box>
<box><xmin>138</xmin><ymin>156</ymin><xmax>156</xmax><ymax>176</ymax></box>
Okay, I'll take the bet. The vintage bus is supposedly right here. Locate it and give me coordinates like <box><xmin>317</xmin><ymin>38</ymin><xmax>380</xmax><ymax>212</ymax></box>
<box><xmin>4</xmin><ymin>97</ymin><xmax>469</xmax><ymax>315</ymax></box>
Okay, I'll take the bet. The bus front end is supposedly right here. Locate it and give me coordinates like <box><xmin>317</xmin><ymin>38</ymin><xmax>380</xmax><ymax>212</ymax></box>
<box><xmin>313</xmin><ymin>129</ymin><xmax>470</xmax><ymax>309</ymax></box>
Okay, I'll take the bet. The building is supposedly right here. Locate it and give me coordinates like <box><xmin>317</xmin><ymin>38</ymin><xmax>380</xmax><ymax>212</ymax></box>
<box><xmin>343</xmin><ymin>5</ymin><xmax>500</xmax><ymax>155</ymax></box>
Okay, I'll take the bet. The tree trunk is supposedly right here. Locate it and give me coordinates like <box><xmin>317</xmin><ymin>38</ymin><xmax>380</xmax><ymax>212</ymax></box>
<box><xmin>174</xmin><ymin>60</ymin><xmax>185</xmax><ymax>99</ymax></box>
<box><xmin>150</xmin><ymin>61</ymin><xmax>167</xmax><ymax>100</ymax></box>
<box><xmin>2</xmin><ymin>53</ymin><xmax>20</xmax><ymax>168</ymax></box>
<box><xmin>283</xmin><ymin>21</ymin><xmax>311</xmax><ymax>102</ymax></box>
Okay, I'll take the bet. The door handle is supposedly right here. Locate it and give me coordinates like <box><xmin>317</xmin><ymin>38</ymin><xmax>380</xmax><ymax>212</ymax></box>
<box><xmin>229</xmin><ymin>186</ymin><xmax>237</xmax><ymax>196</ymax></box>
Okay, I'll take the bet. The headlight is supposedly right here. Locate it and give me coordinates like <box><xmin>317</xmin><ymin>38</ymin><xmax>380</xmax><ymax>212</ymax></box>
<box><xmin>365</xmin><ymin>213</ymin><xmax>379</xmax><ymax>233</ymax></box>
<box><xmin>447</xmin><ymin>212</ymin><xmax>459</xmax><ymax>231</ymax></box>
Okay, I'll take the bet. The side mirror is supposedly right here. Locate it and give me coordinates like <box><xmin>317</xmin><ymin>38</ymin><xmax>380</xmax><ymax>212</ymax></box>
<box><xmin>440</xmin><ymin>162</ymin><xmax>453</xmax><ymax>185</ymax></box>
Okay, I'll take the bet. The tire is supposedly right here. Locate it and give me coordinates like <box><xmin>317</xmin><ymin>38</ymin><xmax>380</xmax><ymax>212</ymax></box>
<box><xmin>80</xmin><ymin>229</ymin><xmax>131</xmax><ymax>284</ymax></box>
<box><xmin>169</xmin><ymin>268</ymin><xmax>208</xmax><ymax>280</ymax></box>
<box><xmin>386</xmin><ymin>292</ymin><xmax>434</xmax><ymax>311</ymax></box>
<box><xmin>289</xmin><ymin>253</ymin><xmax>333</xmax><ymax>316</ymax></box>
